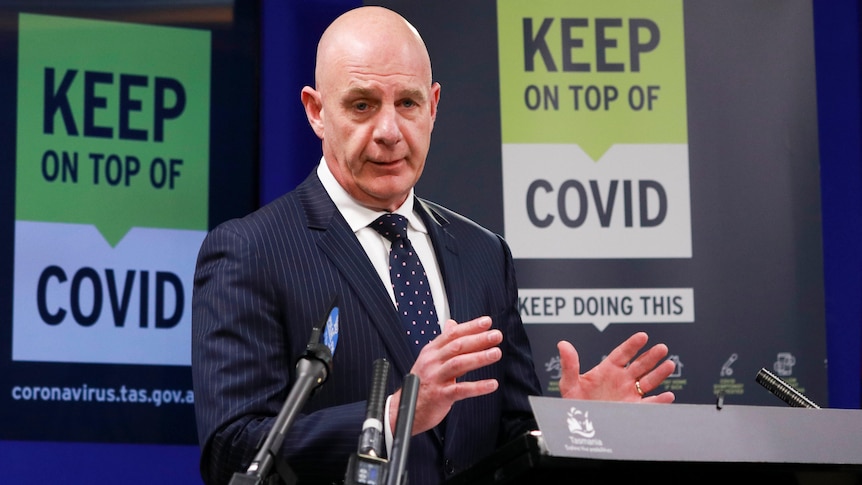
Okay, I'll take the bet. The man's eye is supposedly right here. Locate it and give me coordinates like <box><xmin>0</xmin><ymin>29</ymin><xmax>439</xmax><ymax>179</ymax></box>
<box><xmin>401</xmin><ymin>99</ymin><xmax>416</xmax><ymax>108</ymax></box>
<box><xmin>354</xmin><ymin>102</ymin><xmax>369</xmax><ymax>111</ymax></box>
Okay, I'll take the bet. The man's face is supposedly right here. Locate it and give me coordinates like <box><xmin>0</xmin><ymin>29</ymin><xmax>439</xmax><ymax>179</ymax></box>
<box><xmin>304</xmin><ymin>32</ymin><xmax>440</xmax><ymax>212</ymax></box>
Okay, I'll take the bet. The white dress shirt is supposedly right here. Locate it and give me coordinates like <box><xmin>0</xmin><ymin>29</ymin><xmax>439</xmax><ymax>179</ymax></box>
<box><xmin>317</xmin><ymin>159</ymin><xmax>450</xmax><ymax>325</ymax></box>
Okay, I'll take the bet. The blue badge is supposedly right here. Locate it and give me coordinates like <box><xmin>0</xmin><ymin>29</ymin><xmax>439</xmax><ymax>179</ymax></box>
<box><xmin>323</xmin><ymin>306</ymin><xmax>339</xmax><ymax>355</ymax></box>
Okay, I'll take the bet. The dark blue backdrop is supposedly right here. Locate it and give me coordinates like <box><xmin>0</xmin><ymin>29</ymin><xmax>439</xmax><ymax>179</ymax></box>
<box><xmin>0</xmin><ymin>0</ymin><xmax>857</xmax><ymax>483</ymax></box>
<box><xmin>812</xmin><ymin>0</ymin><xmax>862</xmax><ymax>411</ymax></box>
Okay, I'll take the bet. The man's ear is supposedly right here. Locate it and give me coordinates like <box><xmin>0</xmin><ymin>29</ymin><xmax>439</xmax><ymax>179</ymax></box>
<box><xmin>301</xmin><ymin>86</ymin><xmax>325</xmax><ymax>139</ymax></box>
<box><xmin>429</xmin><ymin>81</ymin><xmax>441</xmax><ymax>127</ymax></box>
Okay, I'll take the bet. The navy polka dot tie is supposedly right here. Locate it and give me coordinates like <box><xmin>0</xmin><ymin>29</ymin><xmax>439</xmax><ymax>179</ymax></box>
<box><xmin>371</xmin><ymin>213</ymin><xmax>439</xmax><ymax>355</ymax></box>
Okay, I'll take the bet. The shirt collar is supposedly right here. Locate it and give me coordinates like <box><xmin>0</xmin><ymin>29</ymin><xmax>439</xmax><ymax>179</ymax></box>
<box><xmin>317</xmin><ymin>158</ymin><xmax>428</xmax><ymax>235</ymax></box>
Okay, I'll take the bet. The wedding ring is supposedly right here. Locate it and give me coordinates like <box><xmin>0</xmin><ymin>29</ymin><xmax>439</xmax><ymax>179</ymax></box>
<box><xmin>635</xmin><ymin>380</ymin><xmax>644</xmax><ymax>397</ymax></box>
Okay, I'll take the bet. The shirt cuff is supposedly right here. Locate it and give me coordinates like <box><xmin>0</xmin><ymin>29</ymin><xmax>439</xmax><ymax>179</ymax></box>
<box><xmin>384</xmin><ymin>394</ymin><xmax>394</xmax><ymax>458</ymax></box>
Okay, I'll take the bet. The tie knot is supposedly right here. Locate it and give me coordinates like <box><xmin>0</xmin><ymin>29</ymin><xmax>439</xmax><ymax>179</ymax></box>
<box><xmin>371</xmin><ymin>213</ymin><xmax>408</xmax><ymax>243</ymax></box>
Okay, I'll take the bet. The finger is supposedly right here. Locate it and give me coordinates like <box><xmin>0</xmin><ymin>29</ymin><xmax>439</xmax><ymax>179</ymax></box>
<box><xmin>557</xmin><ymin>340</ymin><xmax>581</xmax><ymax>376</ymax></box>
<box><xmin>642</xmin><ymin>391</ymin><xmax>675</xmax><ymax>404</ymax></box>
<box><xmin>604</xmin><ymin>332</ymin><xmax>648</xmax><ymax>367</ymax></box>
<box><xmin>434</xmin><ymin>316</ymin><xmax>493</xmax><ymax>345</ymax></box>
<box><xmin>439</xmin><ymin>346</ymin><xmax>502</xmax><ymax>380</ymax></box>
<box><xmin>557</xmin><ymin>340</ymin><xmax>582</xmax><ymax>399</ymax></box>
<box><xmin>626</xmin><ymin>342</ymin><xmax>670</xmax><ymax>378</ymax></box>
<box><xmin>442</xmin><ymin>327</ymin><xmax>502</xmax><ymax>358</ymax></box>
<box><xmin>636</xmin><ymin>358</ymin><xmax>676</xmax><ymax>392</ymax></box>
<box><xmin>444</xmin><ymin>378</ymin><xmax>499</xmax><ymax>403</ymax></box>
<box><xmin>431</xmin><ymin>320</ymin><xmax>501</xmax><ymax>361</ymax></box>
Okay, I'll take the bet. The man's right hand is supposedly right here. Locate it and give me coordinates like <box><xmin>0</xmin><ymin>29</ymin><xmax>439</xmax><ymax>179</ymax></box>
<box><xmin>388</xmin><ymin>316</ymin><xmax>502</xmax><ymax>435</ymax></box>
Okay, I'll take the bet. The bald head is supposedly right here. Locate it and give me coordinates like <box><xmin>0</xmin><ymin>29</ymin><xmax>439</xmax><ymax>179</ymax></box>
<box><xmin>300</xmin><ymin>6</ymin><xmax>441</xmax><ymax>212</ymax></box>
<box><xmin>315</xmin><ymin>6</ymin><xmax>433</xmax><ymax>90</ymax></box>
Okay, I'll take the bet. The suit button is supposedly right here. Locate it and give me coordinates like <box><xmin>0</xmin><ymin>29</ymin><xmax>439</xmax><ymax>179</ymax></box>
<box><xmin>444</xmin><ymin>458</ymin><xmax>456</xmax><ymax>475</ymax></box>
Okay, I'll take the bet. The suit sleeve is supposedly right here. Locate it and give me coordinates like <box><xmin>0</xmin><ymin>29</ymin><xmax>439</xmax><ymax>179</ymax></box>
<box><xmin>496</xmin><ymin>234</ymin><xmax>543</xmax><ymax>442</ymax></box>
<box><xmin>192</xmin><ymin>222</ymin><xmax>364</xmax><ymax>485</ymax></box>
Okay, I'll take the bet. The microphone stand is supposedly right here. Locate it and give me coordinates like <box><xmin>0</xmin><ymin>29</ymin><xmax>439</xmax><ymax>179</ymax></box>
<box><xmin>229</xmin><ymin>331</ymin><xmax>335</xmax><ymax>485</ymax></box>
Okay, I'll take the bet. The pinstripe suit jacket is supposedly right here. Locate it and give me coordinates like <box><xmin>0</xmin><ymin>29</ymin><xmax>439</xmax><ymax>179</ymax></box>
<box><xmin>192</xmin><ymin>171</ymin><xmax>542</xmax><ymax>485</ymax></box>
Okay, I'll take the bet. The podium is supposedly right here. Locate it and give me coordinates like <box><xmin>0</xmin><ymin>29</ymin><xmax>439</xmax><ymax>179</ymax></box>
<box><xmin>447</xmin><ymin>397</ymin><xmax>862</xmax><ymax>484</ymax></box>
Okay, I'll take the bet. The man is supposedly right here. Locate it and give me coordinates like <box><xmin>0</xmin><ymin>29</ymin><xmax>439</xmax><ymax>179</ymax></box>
<box><xmin>192</xmin><ymin>6</ymin><xmax>675</xmax><ymax>485</ymax></box>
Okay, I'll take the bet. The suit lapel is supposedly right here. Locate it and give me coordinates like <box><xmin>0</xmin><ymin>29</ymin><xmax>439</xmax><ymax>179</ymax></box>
<box><xmin>414</xmin><ymin>199</ymin><xmax>470</xmax><ymax>447</ymax></box>
<box><xmin>297</xmin><ymin>174</ymin><xmax>416</xmax><ymax>377</ymax></box>
<box><xmin>414</xmin><ymin>199</ymin><xmax>466</xmax><ymax>322</ymax></box>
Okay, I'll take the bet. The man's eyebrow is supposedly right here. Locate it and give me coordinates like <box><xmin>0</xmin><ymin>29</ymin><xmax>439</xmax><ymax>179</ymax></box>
<box><xmin>398</xmin><ymin>88</ymin><xmax>427</xmax><ymax>102</ymax></box>
<box><xmin>340</xmin><ymin>86</ymin><xmax>427</xmax><ymax>103</ymax></box>
<box><xmin>343</xmin><ymin>86</ymin><xmax>377</xmax><ymax>99</ymax></box>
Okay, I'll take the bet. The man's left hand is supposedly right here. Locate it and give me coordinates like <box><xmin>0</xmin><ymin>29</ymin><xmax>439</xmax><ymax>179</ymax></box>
<box><xmin>557</xmin><ymin>332</ymin><xmax>676</xmax><ymax>403</ymax></box>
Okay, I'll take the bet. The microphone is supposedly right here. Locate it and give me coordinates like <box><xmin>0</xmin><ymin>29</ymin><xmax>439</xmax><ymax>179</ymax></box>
<box><xmin>345</xmin><ymin>369</ymin><xmax>418</xmax><ymax>485</ymax></box>
<box><xmin>359</xmin><ymin>358</ymin><xmax>390</xmax><ymax>458</ymax></box>
<box><xmin>345</xmin><ymin>358</ymin><xmax>391</xmax><ymax>485</ymax></box>
<box><xmin>230</xmin><ymin>300</ymin><xmax>340</xmax><ymax>485</ymax></box>
<box><xmin>755</xmin><ymin>367</ymin><xmax>820</xmax><ymax>409</ymax></box>
<box><xmin>386</xmin><ymin>373</ymin><xmax>419</xmax><ymax>485</ymax></box>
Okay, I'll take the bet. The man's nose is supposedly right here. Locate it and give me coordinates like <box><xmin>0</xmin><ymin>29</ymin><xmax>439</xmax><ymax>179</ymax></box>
<box><xmin>373</xmin><ymin>105</ymin><xmax>402</xmax><ymax>145</ymax></box>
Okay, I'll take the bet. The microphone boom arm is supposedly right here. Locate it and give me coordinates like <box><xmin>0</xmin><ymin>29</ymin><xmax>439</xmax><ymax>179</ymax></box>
<box><xmin>229</xmin><ymin>303</ymin><xmax>338</xmax><ymax>485</ymax></box>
